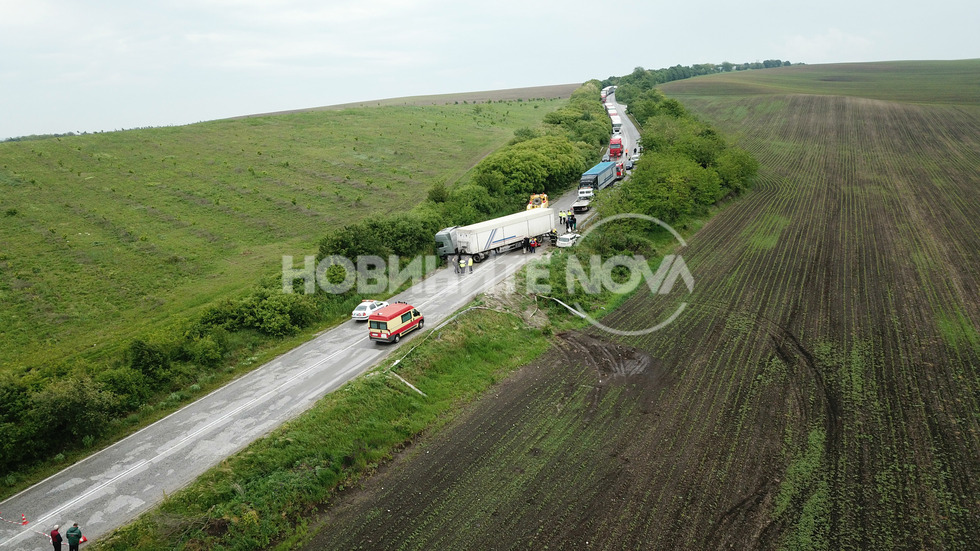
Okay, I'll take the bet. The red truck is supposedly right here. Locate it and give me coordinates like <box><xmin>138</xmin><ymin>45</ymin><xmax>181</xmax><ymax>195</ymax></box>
<box><xmin>609</xmin><ymin>135</ymin><xmax>624</xmax><ymax>158</ymax></box>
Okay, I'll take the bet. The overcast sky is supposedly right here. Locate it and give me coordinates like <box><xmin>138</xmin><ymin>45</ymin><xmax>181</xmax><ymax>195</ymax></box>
<box><xmin>2</xmin><ymin>0</ymin><xmax>977</xmax><ymax>140</ymax></box>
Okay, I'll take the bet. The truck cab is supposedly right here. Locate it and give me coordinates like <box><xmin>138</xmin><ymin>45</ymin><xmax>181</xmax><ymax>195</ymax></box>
<box><xmin>434</xmin><ymin>227</ymin><xmax>459</xmax><ymax>259</ymax></box>
<box><xmin>578</xmin><ymin>188</ymin><xmax>594</xmax><ymax>200</ymax></box>
<box><xmin>609</xmin><ymin>135</ymin><xmax>624</xmax><ymax>158</ymax></box>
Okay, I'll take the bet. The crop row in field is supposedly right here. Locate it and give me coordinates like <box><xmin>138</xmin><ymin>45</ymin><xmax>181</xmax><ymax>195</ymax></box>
<box><xmin>598</xmin><ymin>80</ymin><xmax>980</xmax><ymax>547</ymax></box>
<box><xmin>657</xmin><ymin>59</ymin><xmax>980</xmax><ymax>106</ymax></box>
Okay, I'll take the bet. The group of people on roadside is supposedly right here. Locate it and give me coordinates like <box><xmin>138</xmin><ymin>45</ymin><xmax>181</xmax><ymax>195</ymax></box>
<box><xmin>521</xmin><ymin>236</ymin><xmax>541</xmax><ymax>254</ymax></box>
<box><xmin>49</xmin><ymin>523</ymin><xmax>83</xmax><ymax>550</ymax></box>
<box><xmin>558</xmin><ymin>210</ymin><xmax>575</xmax><ymax>229</ymax></box>
<box><xmin>561</xmin><ymin>213</ymin><xmax>578</xmax><ymax>232</ymax></box>
<box><xmin>453</xmin><ymin>254</ymin><xmax>474</xmax><ymax>274</ymax></box>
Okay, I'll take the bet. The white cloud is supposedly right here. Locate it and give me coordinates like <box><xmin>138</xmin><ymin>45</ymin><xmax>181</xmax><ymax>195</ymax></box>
<box><xmin>0</xmin><ymin>0</ymin><xmax>57</xmax><ymax>27</ymax></box>
<box><xmin>2</xmin><ymin>0</ymin><xmax>978</xmax><ymax>139</ymax></box>
<box><xmin>782</xmin><ymin>28</ymin><xmax>878</xmax><ymax>64</ymax></box>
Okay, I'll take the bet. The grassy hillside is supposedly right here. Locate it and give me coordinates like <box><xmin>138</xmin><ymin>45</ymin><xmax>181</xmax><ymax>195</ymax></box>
<box><xmin>0</xmin><ymin>94</ymin><xmax>570</xmax><ymax>374</ymax></box>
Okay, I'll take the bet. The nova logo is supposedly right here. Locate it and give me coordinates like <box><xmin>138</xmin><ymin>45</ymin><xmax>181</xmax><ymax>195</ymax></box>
<box><xmin>526</xmin><ymin>213</ymin><xmax>695</xmax><ymax>336</ymax></box>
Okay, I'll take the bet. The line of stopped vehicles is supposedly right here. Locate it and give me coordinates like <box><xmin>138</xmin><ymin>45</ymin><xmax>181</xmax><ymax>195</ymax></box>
<box><xmin>352</xmin><ymin>86</ymin><xmax>637</xmax><ymax>343</ymax></box>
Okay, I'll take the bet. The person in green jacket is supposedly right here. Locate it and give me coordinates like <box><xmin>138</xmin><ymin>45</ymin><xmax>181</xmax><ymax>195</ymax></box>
<box><xmin>66</xmin><ymin>523</ymin><xmax>83</xmax><ymax>551</ymax></box>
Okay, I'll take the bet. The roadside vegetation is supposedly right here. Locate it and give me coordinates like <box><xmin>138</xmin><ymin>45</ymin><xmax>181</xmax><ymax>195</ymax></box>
<box><xmin>71</xmin><ymin>60</ymin><xmax>980</xmax><ymax>551</ymax></box>
<box><xmin>84</xmin><ymin>65</ymin><xmax>760</xmax><ymax>548</ymax></box>
<box><xmin>254</xmin><ymin>60</ymin><xmax>980</xmax><ymax>551</ymax></box>
<box><xmin>0</xmin><ymin>92</ymin><xmax>576</xmax><ymax>488</ymax></box>
<box><xmin>534</xmin><ymin>78</ymin><xmax>758</xmax><ymax>314</ymax></box>
<box><xmin>97</xmin><ymin>307</ymin><xmax>552</xmax><ymax>550</ymax></box>
<box><xmin>0</xmin><ymin>78</ymin><xmax>616</xmax><ymax>491</ymax></box>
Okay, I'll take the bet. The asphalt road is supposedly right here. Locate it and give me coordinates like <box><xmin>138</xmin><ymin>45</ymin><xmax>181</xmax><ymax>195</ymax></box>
<box><xmin>0</xmin><ymin>241</ymin><xmax>549</xmax><ymax>550</ymax></box>
<box><xmin>611</xmin><ymin>91</ymin><xmax>641</xmax><ymax>162</ymax></box>
<box><xmin>0</xmin><ymin>103</ymin><xmax>639</xmax><ymax>550</ymax></box>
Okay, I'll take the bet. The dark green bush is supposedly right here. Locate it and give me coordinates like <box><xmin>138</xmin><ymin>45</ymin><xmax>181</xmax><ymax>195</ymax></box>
<box><xmin>96</xmin><ymin>367</ymin><xmax>151</xmax><ymax>412</ymax></box>
<box><xmin>26</xmin><ymin>378</ymin><xmax>114</xmax><ymax>453</ymax></box>
<box><xmin>427</xmin><ymin>181</ymin><xmax>449</xmax><ymax>203</ymax></box>
<box><xmin>126</xmin><ymin>339</ymin><xmax>172</xmax><ymax>383</ymax></box>
<box><xmin>181</xmin><ymin>335</ymin><xmax>225</xmax><ymax>368</ymax></box>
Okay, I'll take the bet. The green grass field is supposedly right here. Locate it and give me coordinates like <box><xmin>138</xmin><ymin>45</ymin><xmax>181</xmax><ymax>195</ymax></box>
<box><xmin>0</xmin><ymin>95</ymin><xmax>569</xmax><ymax>374</ymax></box>
<box><xmin>659</xmin><ymin>59</ymin><xmax>980</xmax><ymax>105</ymax></box>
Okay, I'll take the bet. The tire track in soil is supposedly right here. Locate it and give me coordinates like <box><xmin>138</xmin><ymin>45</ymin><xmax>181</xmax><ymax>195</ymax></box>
<box><xmin>302</xmin><ymin>331</ymin><xmax>669</xmax><ymax>551</ymax></box>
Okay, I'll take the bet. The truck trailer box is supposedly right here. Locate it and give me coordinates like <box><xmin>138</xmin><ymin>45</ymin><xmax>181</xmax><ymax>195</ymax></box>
<box><xmin>436</xmin><ymin>208</ymin><xmax>555</xmax><ymax>261</ymax></box>
<box><xmin>579</xmin><ymin>161</ymin><xmax>617</xmax><ymax>191</ymax></box>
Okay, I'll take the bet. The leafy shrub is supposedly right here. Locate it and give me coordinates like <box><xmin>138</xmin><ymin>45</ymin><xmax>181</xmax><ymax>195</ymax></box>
<box><xmin>427</xmin><ymin>181</ymin><xmax>449</xmax><ymax>203</ymax></box>
<box><xmin>472</xmin><ymin>135</ymin><xmax>588</xmax><ymax>198</ymax></box>
<box><xmin>25</xmin><ymin>378</ymin><xmax>115</xmax><ymax>455</ymax></box>
<box><xmin>182</xmin><ymin>335</ymin><xmax>225</xmax><ymax>368</ymax></box>
<box><xmin>509</xmin><ymin>126</ymin><xmax>542</xmax><ymax>144</ymax></box>
<box><xmin>715</xmin><ymin>147</ymin><xmax>759</xmax><ymax>194</ymax></box>
<box><xmin>126</xmin><ymin>339</ymin><xmax>172</xmax><ymax>383</ymax></box>
<box><xmin>96</xmin><ymin>367</ymin><xmax>150</xmax><ymax>412</ymax></box>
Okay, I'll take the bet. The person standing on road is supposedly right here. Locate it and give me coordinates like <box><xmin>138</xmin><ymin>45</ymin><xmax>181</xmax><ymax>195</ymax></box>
<box><xmin>458</xmin><ymin>256</ymin><xmax>466</xmax><ymax>275</ymax></box>
<box><xmin>453</xmin><ymin>255</ymin><xmax>460</xmax><ymax>274</ymax></box>
<box><xmin>467</xmin><ymin>255</ymin><xmax>473</xmax><ymax>273</ymax></box>
<box><xmin>50</xmin><ymin>526</ymin><xmax>63</xmax><ymax>551</ymax></box>
<box><xmin>522</xmin><ymin>236</ymin><xmax>530</xmax><ymax>254</ymax></box>
<box><xmin>66</xmin><ymin>523</ymin><xmax>83</xmax><ymax>551</ymax></box>
<box><xmin>572</xmin><ymin>215</ymin><xmax>578</xmax><ymax>231</ymax></box>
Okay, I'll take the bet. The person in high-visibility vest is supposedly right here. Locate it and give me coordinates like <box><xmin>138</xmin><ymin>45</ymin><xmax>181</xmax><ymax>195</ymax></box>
<box><xmin>458</xmin><ymin>256</ymin><xmax>466</xmax><ymax>275</ymax></box>
<box><xmin>467</xmin><ymin>256</ymin><xmax>474</xmax><ymax>273</ymax></box>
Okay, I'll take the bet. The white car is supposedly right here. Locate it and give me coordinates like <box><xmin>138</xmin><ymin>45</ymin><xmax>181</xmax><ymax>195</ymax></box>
<box><xmin>556</xmin><ymin>233</ymin><xmax>580</xmax><ymax>248</ymax></box>
<box><xmin>352</xmin><ymin>299</ymin><xmax>389</xmax><ymax>321</ymax></box>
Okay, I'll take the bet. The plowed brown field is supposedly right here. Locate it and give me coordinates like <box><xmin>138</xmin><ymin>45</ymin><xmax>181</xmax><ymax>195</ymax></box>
<box><xmin>302</xmin><ymin>64</ymin><xmax>980</xmax><ymax>550</ymax></box>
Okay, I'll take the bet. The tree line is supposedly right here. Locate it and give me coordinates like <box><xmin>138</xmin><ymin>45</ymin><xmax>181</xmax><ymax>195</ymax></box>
<box><xmin>606</xmin><ymin>59</ymin><xmax>794</xmax><ymax>99</ymax></box>
<box><xmin>537</xmin><ymin>70</ymin><xmax>760</xmax><ymax>310</ymax></box>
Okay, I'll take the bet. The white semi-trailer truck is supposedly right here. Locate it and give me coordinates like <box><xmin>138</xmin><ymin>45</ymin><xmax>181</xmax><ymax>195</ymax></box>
<box><xmin>435</xmin><ymin>208</ymin><xmax>555</xmax><ymax>262</ymax></box>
